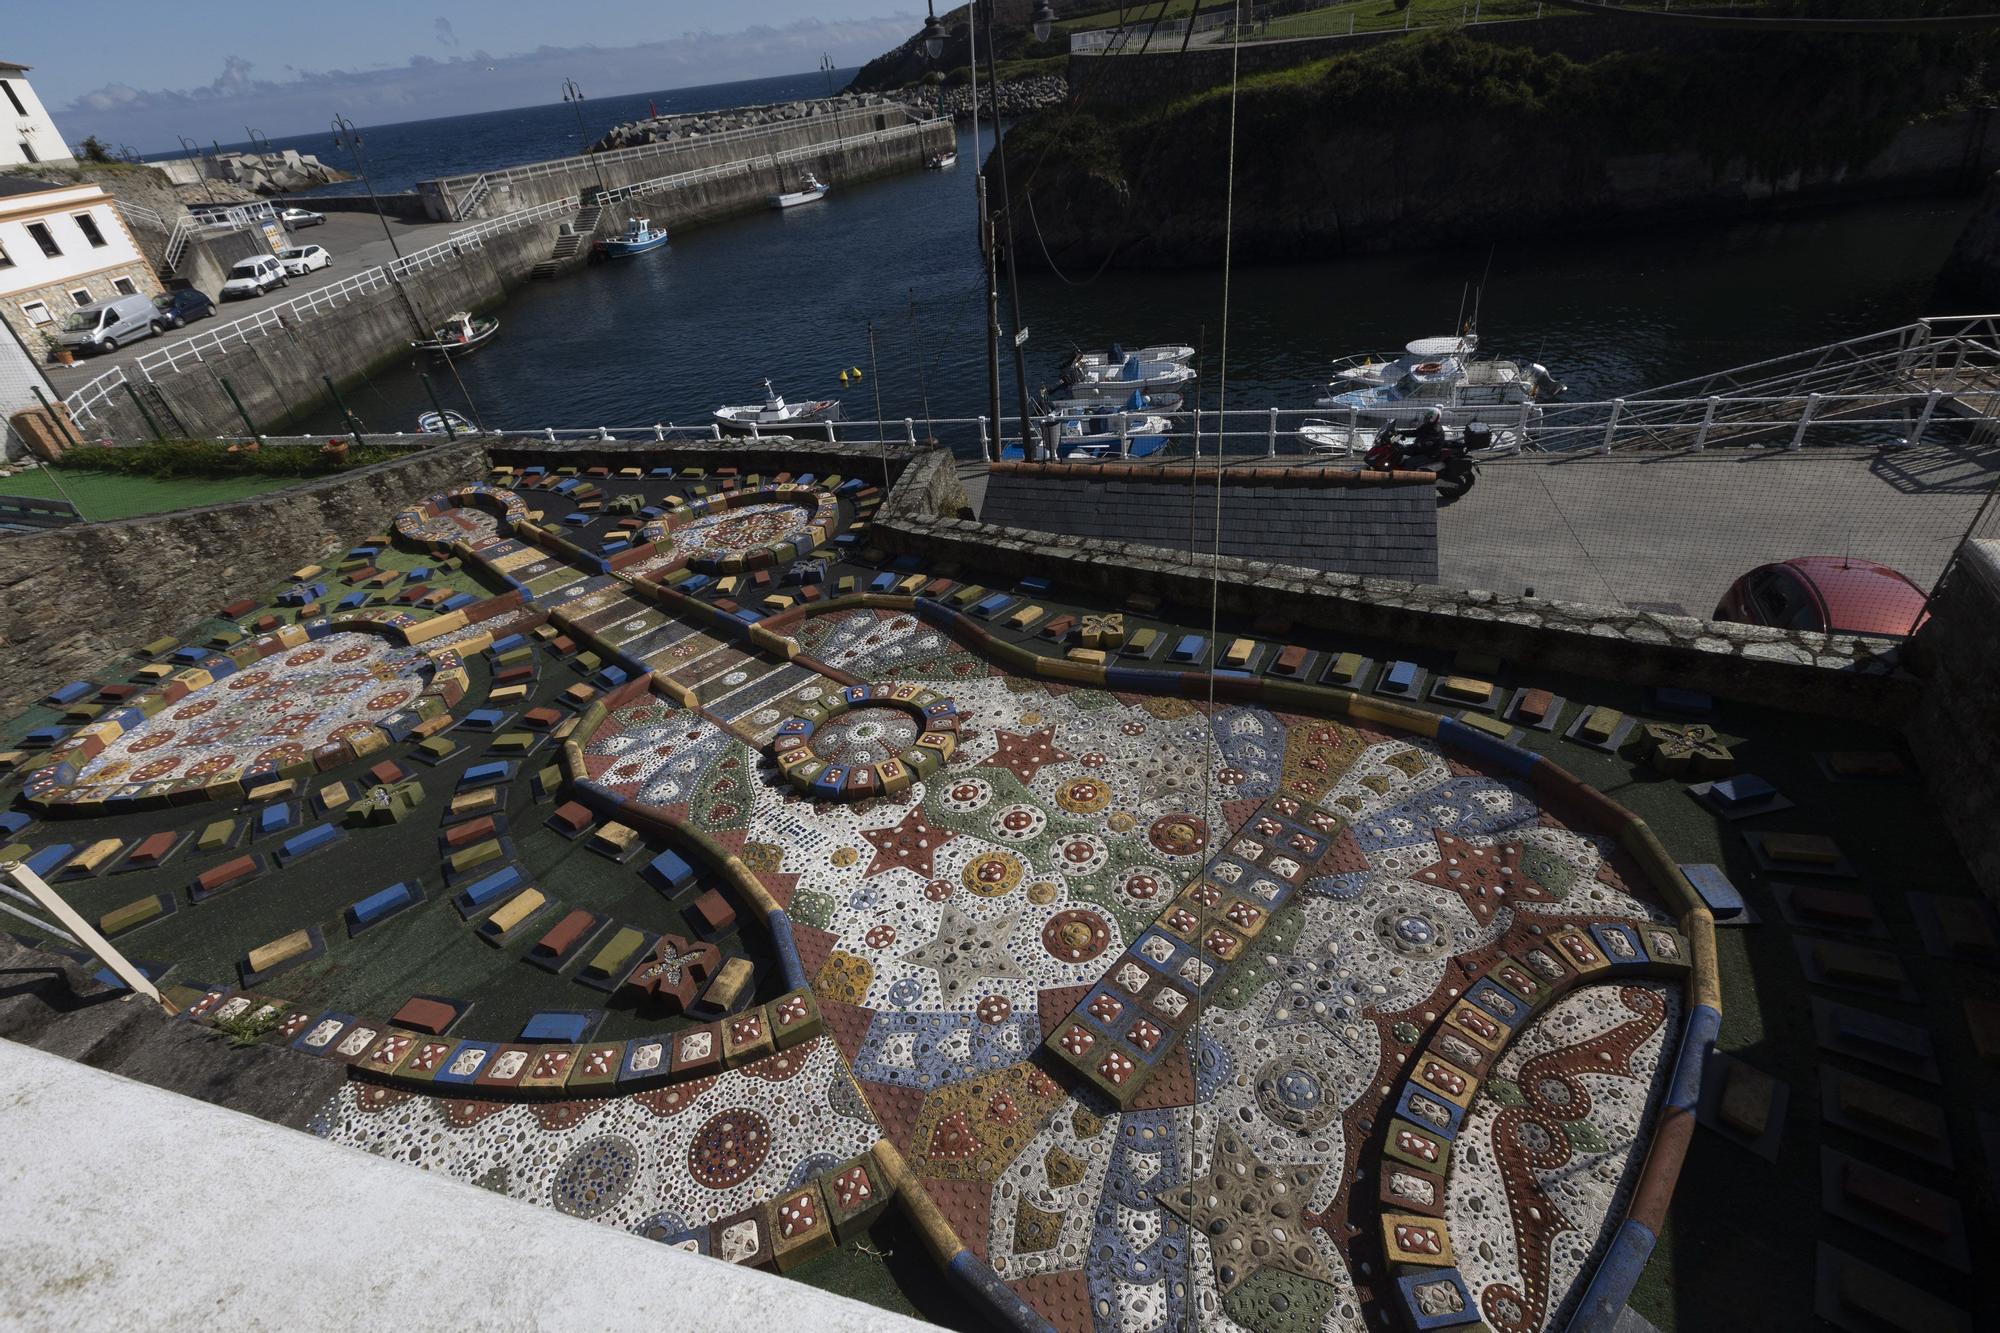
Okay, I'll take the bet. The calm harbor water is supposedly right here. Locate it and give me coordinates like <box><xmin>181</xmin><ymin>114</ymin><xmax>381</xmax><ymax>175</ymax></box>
<box><xmin>280</xmin><ymin>86</ymin><xmax>1973</xmax><ymax>451</ymax></box>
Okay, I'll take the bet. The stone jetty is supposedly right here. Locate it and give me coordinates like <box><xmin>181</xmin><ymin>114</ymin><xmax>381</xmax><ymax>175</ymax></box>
<box><xmin>589</xmin><ymin>92</ymin><xmax>910</xmax><ymax>153</ymax></box>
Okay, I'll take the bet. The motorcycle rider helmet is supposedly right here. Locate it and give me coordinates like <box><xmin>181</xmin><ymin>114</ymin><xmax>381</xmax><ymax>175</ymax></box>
<box><xmin>1422</xmin><ymin>407</ymin><xmax>1443</xmax><ymax>425</ymax></box>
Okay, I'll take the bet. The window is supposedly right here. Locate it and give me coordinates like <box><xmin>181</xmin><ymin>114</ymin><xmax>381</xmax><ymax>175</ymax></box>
<box><xmin>74</xmin><ymin>213</ymin><xmax>107</xmax><ymax>247</ymax></box>
<box><xmin>17</xmin><ymin>141</ymin><xmax>35</xmax><ymax>164</ymax></box>
<box><xmin>26</xmin><ymin>222</ymin><xmax>59</xmax><ymax>258</ymax></box>
<box><xmin>69</xmin><ymin>287</ymin><xmax>92</xmax><ymax>307</ymax></box>
<box><xmin>22</xmin><ymin>300</ymin><xmax>52</xmax><ymax>325</ymax></box>
<box><xmin>1</xmin><ymin>81</ymin><xmax>26</xmax><ymax>117</ymax></box>
<box><xmin>112</xmin><ymin>276</ymin><xmax>137</xmax><ymax>296</ymax></box>
<box><xmin>0</xmin><ymin>240</ymin><xmax>11</xmax><ymax>268</ymax></box>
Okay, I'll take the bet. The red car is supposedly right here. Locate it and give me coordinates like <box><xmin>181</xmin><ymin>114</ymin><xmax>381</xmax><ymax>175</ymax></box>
<box><xmin>1713</xmin><ymin>557</ymin><xmax>1929</xmax><ymax>637</ymax></box>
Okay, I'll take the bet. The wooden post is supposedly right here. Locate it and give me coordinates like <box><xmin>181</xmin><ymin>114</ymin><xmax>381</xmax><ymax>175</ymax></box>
<box><xmin>3</xmin><ymin>861</ymin><xmax>175</xmax><ymax>1014</ymax></box>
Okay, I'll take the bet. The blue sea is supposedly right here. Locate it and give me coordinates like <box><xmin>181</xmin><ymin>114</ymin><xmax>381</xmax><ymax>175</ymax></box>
<box><xmin>151</xmin><ymin>68</ymin><xmax>858</xmax><ymax>196</ymax></box>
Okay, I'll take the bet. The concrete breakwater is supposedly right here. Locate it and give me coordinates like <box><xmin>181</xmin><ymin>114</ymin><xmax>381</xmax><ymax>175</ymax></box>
<box><xmin>587</xmin><ymin>92</ymin><xmax>910</xmax><ymax>153</ymax></box>
<box><xmin>67</xmin><ymin>110</ymin><xmax>951</xmax><ymax>444</ymax></box>
<box><xmin>893</xmin><ymin>76</ymin><xmax>1069</xmax><ymax>123</ymax></box>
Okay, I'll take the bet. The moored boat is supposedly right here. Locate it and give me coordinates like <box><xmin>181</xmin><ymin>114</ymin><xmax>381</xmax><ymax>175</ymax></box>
<box><xmin>1059</xmin><ymin>353</ymin><xmax>1197</xmax><ymax>400</ymax></box>
<box><xmin>417</xmin><ymin>409</ymin><xmax>475</xmax><ymax>436</ymax></box>
<box><xmin>594</xmin><ymin>216</ymin><xmax>669</xmax><ymax>258</ymax></box>
<box><xmin>412</xmin><ymin>311</ymin><xmax>499</xmax><ymax>356</ymax></box>
<box><xmin>1066</xmin><ymin>342</ymin><xmax>1195</xmax><ymax>374</ymax></box>
<box><xmin>768</xmin><ymin>172</ymin><xmax>830</xmax><ymax>209</ymax></box>
<box><xmin>926</xmin><ymin>150</ymin><xmax>958</xmax><ymax>170</ymax></box>
<box><xmin>714</xmin><ymin>380</ymin><xmax>842</xmax><ymax>437</ymax></box>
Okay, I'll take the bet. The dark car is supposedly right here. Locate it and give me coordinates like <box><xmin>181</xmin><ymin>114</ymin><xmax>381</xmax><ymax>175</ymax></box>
<box><xmin>152</xmin><ymin>288</ymin><xmax>216</xmax><ymax>331</ymax></box>
<box><xmin>1713</xmin><ymin>556</ymin><xmax>1929</xmax><ymax>638</ymax></box>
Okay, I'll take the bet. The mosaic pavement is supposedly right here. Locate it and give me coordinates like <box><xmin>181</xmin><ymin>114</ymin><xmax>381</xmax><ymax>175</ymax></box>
<box><xmin>0</xmin><ymin>453</ymin><xmax>1712</xmax><ymax>1333</ymax></box>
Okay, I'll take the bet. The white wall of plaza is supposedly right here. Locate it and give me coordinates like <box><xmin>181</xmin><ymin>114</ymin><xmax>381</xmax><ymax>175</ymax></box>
<box><xmin>0</xmin><ymin>63</ymin><xmax>75</xmax><ymax>168</ymax></box>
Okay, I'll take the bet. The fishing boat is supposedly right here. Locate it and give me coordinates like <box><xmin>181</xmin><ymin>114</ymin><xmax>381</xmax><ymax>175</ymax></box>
<box><xmin>417</xmin><ymin>410</ymin><xmax>475</xmax><ymax>436</ymax></box>
<box><xmin>1297</xmin><ymin>417</ymin><xmax>1524</xmax><ymax>460</ymax></box>
<box><xmin>1066</xmin><ymin>343</ymin><xmax>1195</xmax><ymax>374</ymax></box>
<box><xmin>1328</xmin><ymin>335</ymin><xmax>1478</xmax><ymax>390</ymax></box>
<box><xmin>412</xmin><ymin>311</ymin><xmax>499</xmax><ymax>356</ymax></box>
<box><xmin>713</xmin><ymin>380</ymin><xmax>842</xmax><ymax>437</ymax></box>
<box><xmin>926</xmin><ymin>150</ymin><xmax>958</xmax><ymax>170</ymax></box>
<box><xmin>594</xmin><ymin>216</ymin><xmax>669</xmax><ymax>258</ymax></box>
<box><xmin>768</xmin><ymin>172</ymin><xmax>830</xmax><ymax>209</ymax></box>
<box><xmin>1314</xmin><ymin>350</ymin><xmax>1560</xmax><ymax>432</ymax></box>
<box><xmin>1059</xmin><ymin>353</ymin><xmax>1198</xmax><ymax>401</ymax></box>
<box><xmin>1048</xmin><ymin>407</ymin><xmax>1173</xmax><ymax>460</ymax></box>
<box><xmin>1042</xmin><ymin>387</ymin><xmax>1182</xmax><ymax>414</ymax></box>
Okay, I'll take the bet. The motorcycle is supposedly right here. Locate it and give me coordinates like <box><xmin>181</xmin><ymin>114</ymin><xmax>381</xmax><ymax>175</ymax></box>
<box><xmin>1364</xmin><ymin>423</ymin><xmax>1479</xmax><ymax>499</ymax></box>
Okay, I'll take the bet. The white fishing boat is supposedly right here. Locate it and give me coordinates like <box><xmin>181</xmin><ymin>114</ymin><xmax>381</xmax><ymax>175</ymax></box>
<box><xmin>1297</xmin><ymin>418</ymin><xmax>1525</xmax><ymax>460</ymax></box>
<box><xmin>1067</xmin><ymin>342</ymin><xmax>1195</xmax><ymax>373</ymax></box>
<box><xmin>594</xmin><ymin>216</ymin><xmax>669</xmax><ymax>258</ymax></box>
<box><xmin>1329</xmin><ymin>335</ymin><xmax>1478</xmax><ymax>389</ymax></box>
<box><xmin>1047</xmin><ymin>407</ymin><xmax>1174</xmax><ymax>460</ymax></box>
<box><xmin>713</xmin><ymin>379</ymin><xmax>842</xmax><ymax>437</ymax></box>
<box><xmin>768</xmin><ymin>172</ymin><xmax>830</xmax><ymax>209</ymax></box>
<box><xmin>926</xmin><ymin>150</ymin><xmax>958</xmax><ymax>170</ymax></box>
<box><xmin>1314</xmin><ymin>352</ymin><xmax>1560</xmax><ymax>434</ymax></box>
<box><xmin>1043</xmin><ymin>387</ymin><xmax>1182</xmax><ymax>414</ymax></box>
<box><xmin>412</xmin><ymin>311</ymin><xmax>499</xmax><ymax>356</ymax></box>
<box><xmin>417</xmin><ymin>410</ymin><xmax>475</xmax><ymax>436</ymax></box>
<box><xmin>1059</xmin><ymin>354</ymin><xmax>1198</xmax><ymax>401</ymax></box>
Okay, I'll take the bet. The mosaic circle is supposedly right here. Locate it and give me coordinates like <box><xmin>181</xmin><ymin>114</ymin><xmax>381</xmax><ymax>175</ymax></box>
<box><xmin>990</xmin><ymin>804</ymin><xmax>1046</xmax><ymax>842</ymax></box>
<box><xmin>1042</xmin><ymin>908</ymin><xmax>1112</xmax><ymax>963</ymax></box>
<box><xmin>962</xmin><ymin>850</ymin><xmax>1025</xmax><ymax>897</ymax></box>
<box><xmin>687</xmin><ymin>1109</ymin><xmax>772</xmax><ymax>1189</ymax></box>
<box><xmin>1253</xmin><ymin>1053</ymin><xmax>1341</xmax><ymax>1133</ymax></box>
<box><xmin>1054</xmin><ymin>832</ymin><xmax>1108</xmax><ymax>877</ymax></box>
<box><xmin>1056</xmin><ymin>776</ymin><xmax>1113</xmax><ymax>814</ymax></box>
<box><xmin>1148</xmin><ymin>813</ymin><xmax>1211</xmax><ymax>858</ymax></box>
<box><xmin>813</xmin><ymin>706</ymin><xmax>922</xmax><ymax>768</ymax></box>
<box><xmin>551</xmin><ymin>1133</ymin><xmax>640</xmax><ymax>1218</ymax></box>
<box><xmin>941</xmin><ymin>777</ymin><xmax>994</xmax><ymax>812</ymax></box>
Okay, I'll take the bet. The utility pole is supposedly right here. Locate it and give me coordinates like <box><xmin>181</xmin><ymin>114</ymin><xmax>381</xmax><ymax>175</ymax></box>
<box><xmin>177</xmin><ymin>134</ymin><xmax>217</xmax><ymax>205</ymax></box>
<box><xmin>981</xmin><ymin>0</ymin><xmax>1037</xmax><ymax>455</ymax></box>
<box><xmin>979</xmin><ymin>173</ymin><xmax>1002</xmax><ymax>462</ymax></box>
<box><xmin>563</xmin><ymin>78</ymin><xmax>608</xmax><ymax>193</ymax></box>
<box><xmin>332</xmin><ymin>113</ymin><xmax>431</xmax><ymax>341</ymax></box>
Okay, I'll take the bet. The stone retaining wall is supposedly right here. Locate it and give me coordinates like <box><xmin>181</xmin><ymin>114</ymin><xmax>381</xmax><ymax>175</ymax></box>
<box><xmin>0</xmin><ymin>438</ymin><xmax>492</xmax><ymax>717</ymax></box>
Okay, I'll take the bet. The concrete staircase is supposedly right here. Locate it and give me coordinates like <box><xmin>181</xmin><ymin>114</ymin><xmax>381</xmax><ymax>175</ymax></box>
<box><xmin>528</xmin><ymin>203</ymin><xmax>605</xmax><ymax>280</ymax></box>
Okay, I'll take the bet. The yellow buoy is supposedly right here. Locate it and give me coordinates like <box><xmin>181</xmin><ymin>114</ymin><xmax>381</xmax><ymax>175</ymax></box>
<box><xmin>850</xmin><ymin>366</ymin><xmax>863</xmax><ymax>380</ymax></box>
<box><xmin>838</xmin><ymin>370</ymin><xmax>850</xmax><ymax>385</ymax></box>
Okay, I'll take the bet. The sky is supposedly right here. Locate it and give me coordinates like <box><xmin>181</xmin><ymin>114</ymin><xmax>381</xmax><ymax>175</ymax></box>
<box><xmin>9</xmin><ymin>2</ymin><xmax>921</xmax><ymax>152</ymax></box>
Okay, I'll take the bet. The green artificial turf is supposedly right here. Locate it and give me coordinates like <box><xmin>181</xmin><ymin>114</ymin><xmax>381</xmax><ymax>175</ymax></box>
<box><xmin>0</xmin><ymin>467</ymin><xmax>302</xmax><ymax>521</ymax></box>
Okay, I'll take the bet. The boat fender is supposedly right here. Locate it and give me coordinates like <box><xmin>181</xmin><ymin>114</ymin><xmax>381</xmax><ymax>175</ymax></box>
<box><xmin>1415</xmin><ymin>361</ymin><xmax>1443</xmax><ymax>374</ymax></box>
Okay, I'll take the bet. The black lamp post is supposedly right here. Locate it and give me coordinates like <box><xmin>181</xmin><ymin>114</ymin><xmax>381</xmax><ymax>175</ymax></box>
<box><xmin>177</xmin><ymin>134</ymin><xmax>216</xmax><ymax>205</ymax></box>
<box><xmin>563</xmin><ymin>78</ymin><xmax>608</xmax><ymax>193</ymax></box>
<box><xmin>331</xmin><ymin>114</ymin><xmax>403</xmax><ymax>263</ymax></box>
<box><xmin>924</xmin><ymin>0</ymin><xmax>1043</xmax><ymax>459</ymax></box>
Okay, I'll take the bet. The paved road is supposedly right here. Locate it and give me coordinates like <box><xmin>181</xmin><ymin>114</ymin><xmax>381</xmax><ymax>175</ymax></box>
<box><xmin>43</xmin><ymin>211</ymin><xmax>464</xmax><ymax>396</ymax></box>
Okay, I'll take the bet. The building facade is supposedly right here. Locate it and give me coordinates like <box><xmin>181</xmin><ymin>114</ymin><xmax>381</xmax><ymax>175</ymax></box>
<box><xmin>0</xmin><ymin>178</ymin><xmax>163</xmax><ymax>352</ymax></box>
<box><xmin>0</xmin><ymin>62</ymin><xmax>74</xmax><ymax>168</ymax></box>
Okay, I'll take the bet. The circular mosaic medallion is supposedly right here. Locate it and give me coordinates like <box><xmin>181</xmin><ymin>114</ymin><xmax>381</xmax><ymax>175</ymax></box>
<box><xmin>1148</xmin><ymin>813</ymin><xmax>1211</xmax><ymax>858</ymax></box>
<box><xmin>1042</xmin><ymin>908</ymin><xmax>1112</xmax><ymax>963</ymax></box>
<box><xmin>977</xmin><ymin>995</ymin><xmax>1013</xmax><ymax>1024</ymax></box>
<box><xmin>1055</xmin><ymin>776</ymin><xmax>1114</xmax><ymax>814</ymax></box>
<box><xmin>1376</xmin><ymin>906</ymin><xmax>1453</xmax><ymax>960</ymax></box>
<box><xmin>990</xmin><ymin>804</ymin><xmax>1046</xmax><ymax>842</ymax></box>
<box><xmin>941</xmin><ymin>777</ymin><xmax>993</xmax><ymax>812</ymax></box>
<box><xmin>551</xmin><ymin>1133</ymin><xmax>640</xmax><ymax>1218</ymax></box>
<box><xmin>1054</xmin><ymin>833</ymin><xmax>1108</xmax><ymax>877</ymax></box>
<box><xmin>1121</xmin><ymin>870</ymin><xmax>1163</xmax><ymax>902</ymax></box>
<box><xmin>811</xmin><ymin>706</ymin><xmax>921</xmax><ymax>768</ymax></box>
<box><xmin>1025</xmin><ymin>880</ymin><xmax>1059</xmax><ymax>906</ymax></box>
<box><xmin>962</xmin><ymin>850</ymin><xmax>1025</xmax><ymax>898</ymax></box>
<box><xmin>687</xmin><ymin>1109</ymin><xmax>771</xmax><ymax>1189</ymax></box>
<box><xmin>1253</xmin><ymin>1054</ymin><xmax>1342</xmax><ymax>1133</ymax></box>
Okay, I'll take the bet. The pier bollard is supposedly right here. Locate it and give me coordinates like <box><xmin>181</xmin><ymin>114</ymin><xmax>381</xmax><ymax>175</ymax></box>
<box><xmin>654</xmin><ymin>424</ymin><xmax>665</xmax><ymax>441</ymax></box>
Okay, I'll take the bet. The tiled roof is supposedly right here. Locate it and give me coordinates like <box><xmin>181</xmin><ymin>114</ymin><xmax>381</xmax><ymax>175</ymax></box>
<box><xmin>977</xmin><ymin>461</ymin><xmax>1439</xmax><ymax>581</ymax></box>
<box><xmin>0</xmin><ymin>176</ymin><xmax>64</xmax><ymax>199</ymax></box>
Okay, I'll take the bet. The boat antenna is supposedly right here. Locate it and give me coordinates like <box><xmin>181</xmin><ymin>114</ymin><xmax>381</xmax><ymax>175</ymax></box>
<box><xmin>1471</xmin><ymin>243</ymin><xmax>1496</xmax><ymax>338</ymax></box>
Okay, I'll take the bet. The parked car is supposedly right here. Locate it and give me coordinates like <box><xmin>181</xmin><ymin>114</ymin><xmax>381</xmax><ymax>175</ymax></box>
<box><xmin>1713</xmin><ymin>556</ymin><xmax>1929</xmax><ymax>638</ymax></box>
<box><xmin>56</xmin><ymin>294</ymin><xmax>160</xmax><ymax>354</ymax></box>
<box><xmin>279</xmin><ymin>207</ymin><xmax>325</xmax><ymax>229</ymax></box>
<box><xmin>277</xmin><ymin>244</ymin><xmax>332</xmax><ymax>276</ymax></box>
<box><xmin>220</xmin><ymin>254</ymin><xmax>288</xmax><ymax>300</ymax></box>
<box><xmin>152</xmin><ymin>287</ymin><xmax>216</xmax><ymax>330</ymax></box>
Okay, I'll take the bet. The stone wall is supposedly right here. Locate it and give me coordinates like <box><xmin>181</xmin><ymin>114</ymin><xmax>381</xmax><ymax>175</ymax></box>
<box><xmin>1904</xmin><ymin>539</ymin><xmax>2000</xmax><ymax>899</ymax></box>
<box><xmin>0</xmin><ymin>437</ymin><xmax>491</xmax><ymax>716</ymax></box>
<box><xmin>871</xmin><ymin>505</ymin><xmax>1918</xmax><ymax>722</ymax></box>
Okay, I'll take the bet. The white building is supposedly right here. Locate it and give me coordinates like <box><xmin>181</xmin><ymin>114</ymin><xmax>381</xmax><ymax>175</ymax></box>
<box><xmin>0</xmin><ymin>61</ymin><xmax>74</xmax><ymax>168</ymax></box>
<box><xmin>0</xmin><ymin>177</ymin><xmax>163</xmax><ymax>351</ymax></box>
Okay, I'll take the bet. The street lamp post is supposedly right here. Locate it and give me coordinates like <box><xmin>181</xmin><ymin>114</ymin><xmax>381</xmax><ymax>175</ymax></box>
<box><xmin>332</xmin><ymin>113</ymin><xmax>431</xmax><ymax>339</ymax></box>
<box><xmin>176</xmin><ymin>134</ymin><xmax>217</xmax><ymax>205</ymax></box>
<box><xmin>923</xmin><ymin>0</ymin><xmax>1048</xmax><ymax>459</ymax></box>
<box><xmin>563</xmin><ymin>79</ymin><xmax>608</xmax><ymax>193</ymax></box>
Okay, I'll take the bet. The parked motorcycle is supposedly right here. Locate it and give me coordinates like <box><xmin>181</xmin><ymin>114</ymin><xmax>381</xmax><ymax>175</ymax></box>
<box><xmin>1364</xmin><ymin>422</ymin><xmax>1479</xmax><ymax>499</ymax></box>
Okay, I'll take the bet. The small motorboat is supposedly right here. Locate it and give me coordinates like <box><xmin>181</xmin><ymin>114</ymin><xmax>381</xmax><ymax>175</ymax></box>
<box><xmin>1059</xmin><ymin>353</ymin><xmax>1198</xmax><ymax>401</ymax></box>
<box><xmin>713</xmin><ymin>379</ymin><xmax>842</xmax><ymax>437</ymax></box>
<box><xmin>1329</xmin><ymin>335</ymin><xmax>1479</xmax><ymax>390</ymax></box>
<box><xmin>418</xmin><ymin>410</ymin><xmax>475</xmax><ymax>436</ymax></box>
<box><xmin>769</xmin><ymin>172</ymin><xmax>830</xmax><ymax>209</ymax></box>
<box><xmin>1298</xmin><ymin>417</ymin><xmax>1525</xmax><ymax>460</ymax></box>
<box><xmin>595</xmin><ymin>216</ymin><xmax>669</xmax><ymax>258</ymax></box>
<box><xmin>1066</xmin><ymin>343</ymin><xmax>1195</xmax><ymax>373</ymax></box>
<box><xmin>412</xmin><ymin>311</ymin><xmax>499</xmax><ymax>356</ymax></box>
<box><xmin>926</xmin><ymin>150</ymin><xmax>958</xmax><ymax>170</ymax></box>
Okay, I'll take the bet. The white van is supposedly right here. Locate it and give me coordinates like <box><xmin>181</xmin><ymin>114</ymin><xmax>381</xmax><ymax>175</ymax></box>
<box><xmin>57</xmin><ymin>294</ymin><xmax>159</xmax><ymax>355</ymax></box>
<box><xmin>220</xmin><ymin>254</ymin><xmax>288</xmax><ymax>300</ymax></box>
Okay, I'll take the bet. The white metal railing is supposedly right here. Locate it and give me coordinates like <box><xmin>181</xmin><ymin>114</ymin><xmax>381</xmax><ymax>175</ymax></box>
<box><xmin>113</xmin><ymin>199</ymin><xmax>169</xmax><ymax>232</ymax></box>
<box><xmin>1070</xmin><ymin>2</ymin><xmax>1546</xmax><ymax>52</ymax></box>
<box><xmin>431</xmin><ymin>104</ymin><xmax>933</xmax><ymax>219</ymax></box>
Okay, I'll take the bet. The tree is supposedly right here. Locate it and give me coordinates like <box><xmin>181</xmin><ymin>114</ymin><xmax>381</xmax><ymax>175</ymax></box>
<box><xmin>77</xmin><ymin>135</ymin><xmax>112</xmax><ymax>163</ymax></box>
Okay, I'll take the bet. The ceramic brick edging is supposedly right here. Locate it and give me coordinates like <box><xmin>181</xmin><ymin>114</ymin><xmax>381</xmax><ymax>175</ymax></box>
<box><xmin>989</xmin><ymin>458</ymin><xmax>1439</xmax><ymax>488</ymax></box>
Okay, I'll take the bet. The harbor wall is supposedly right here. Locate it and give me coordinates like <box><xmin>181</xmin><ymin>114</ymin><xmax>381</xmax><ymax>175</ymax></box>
<box><xmin>0</xmin><ymin>438</ymin><xmax>491</xmax><ymax>716</ymax></box>
<box><xmin>71</xmin><ymin>119</ymin><xmax>950</xmax><ymax>444</ymax></box>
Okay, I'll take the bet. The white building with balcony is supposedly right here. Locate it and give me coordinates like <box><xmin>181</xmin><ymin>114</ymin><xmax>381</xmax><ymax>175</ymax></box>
<box><xmin>0</xmin><ymin>61</ymin><xmax>74</xmax><ymax>168</ymax></box>
<box><xmin>0</xmin><ymin>177</ymin><xmax>162</xmax><ymax>352</ymax></box>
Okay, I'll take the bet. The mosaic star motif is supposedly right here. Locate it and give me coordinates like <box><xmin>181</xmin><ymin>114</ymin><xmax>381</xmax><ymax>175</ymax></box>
<box><xmin>1160</xmin><ymin>1122</ymin><xmax>1335</xmax><ymax>1294</ymax></box>
<box><xmin>860</xmin><ymin>806</ymin><xmax>960</xmax><ymax>879</ymax></box>
<box><xmin>1412</xmin><ymin>831</ymin><xmax>1552</xmax><ymax>925</ymax></box>
<box><xmin>988</xmin><ymin>724</ymin><xmax>1073</xmax><ymax>785</ymax></box>
<box><xmin>899</xmin><ymin>902</ymin><xmax>1027</xmax><ymax>1004</ymax></box>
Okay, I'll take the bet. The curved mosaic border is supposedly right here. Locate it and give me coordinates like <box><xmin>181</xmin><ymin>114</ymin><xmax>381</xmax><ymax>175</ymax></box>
<box><xmin>547</xmin><ymin>588</ymin><xmax>1720</xmax><ymax>1333</ymax></box>
<box><xmin>18</xmin><ymin>620</ymin><xmax>471</xmax><ymax>813</ymax></box>
<box><xmin>392</xmin><ymin>484</ymin><xmax>528</xmax><ymax>551</ymax></box>
<box><xmin>769</xmin><ymin>683</ymin><xmax>962</xmax><ymax>802</ymax></box>
<box><xmin>642</xmin><ymin>485</ymin><xmax>839</xmax><ymax>574</ymax></box>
